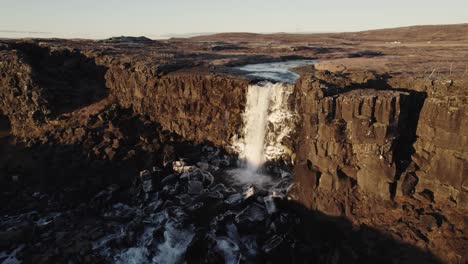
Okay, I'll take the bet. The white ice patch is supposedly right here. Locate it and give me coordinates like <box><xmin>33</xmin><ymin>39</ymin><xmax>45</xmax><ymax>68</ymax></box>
<box><xmin>152</xmin><ymin>221</ymin><xmax>195</xmax><ymax>264</ymax></box>
<box><xmin>216</xmin><ymin>237</ymin><xmax>241</xmax><ymax>264</ymax></box>
<box><xmin>114</xmin><ymin>247</ymin><xmax>149</xmax><ymax>264</ymax></box>
<box><xmin>92</xmin><ymin>226</ymin><xmax>126</xmax><ymax>257</ymax></box>
<box><xmin>35</xmin><ymin>212</ymin><xmax>61</xmax><ymax>226</ymax></box>
<box><xmin>0</xmin><ymin>244</ymin><xmax>24</xmax><ymax>264</ymax></box>
<box><xmin>264</xmin><ymin>82</ymin><xmax>296</xmax><ymax>163</ymax></box>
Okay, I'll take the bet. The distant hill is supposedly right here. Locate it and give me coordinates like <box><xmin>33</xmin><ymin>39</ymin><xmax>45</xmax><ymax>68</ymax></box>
<box><xmin>334</xmin><ymin>24</ymin><xmax>468</xmax><ymax>42</ymax></box>
<box><xmin>188</xmin><ymin>24</ymin><xmax>468</xmax><ymax>43</ymax></box>
<box><xmin>101</xmin><ymin>36</ymin><xmax>154</xmax><ymax>44</ymax></box>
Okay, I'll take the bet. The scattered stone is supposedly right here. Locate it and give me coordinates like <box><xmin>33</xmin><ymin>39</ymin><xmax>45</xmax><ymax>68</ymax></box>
<box><xmin>225</xmin><ymin>193</ymin><xmax>243</xmax><ymax>206</ymax></box>
<box><xmin>178</xmin><ymin>194</ymin><xmax>193</xmax><ymax>205</ymax></box>
<box><xmin>138</xmin><ymin>170</ymin><xmax>154</xmax><ymax>195</ymax></box>
<box><xmin>202</xmin><ymin>191</ymin><xmax>224</xmax><ymax>200</ymax></box>
<box><xmin>188</xmin><ymin>181</ymin><xmax>204</xmax><ymax>195</ymax></box>
<box><xmin>187</xmin><ymin>202</ymin><xmax>205</xmax><ymax>212</ymax></box>
<box><xmin>235</xmin><ymin>203</ymin><xmax>267</xmax><ymax>224</ymax></box>
<box><xmin>142</xmin><ymin>180</ymin><xmax>153</xmax><ymax>194</ymax></box>
<box><xmin>211</xmin><ymin>183</ymin><xmax>227</xmax><ymax>192</ymax></box>
<box><xmin>215</xmin><ymin>236</ymin><xmax>241</xmax><ymax>264</ymax></box>
<box><xmin>263</xmin><ymin>195</ymin><xmax>277</xmax><ymax>214</ymax></box>
<box><xmin>103</xmin><ymin>203</ymin><xmax>139</xmax><ymax>222</ymax></box>
<box><xmin>196</xmin><ymin>162</ymin><xmax>210</xmax><ymax>171</ymax></box>
<box><xmin>262</xmin><ymin>235</ymin><xmax>285</xmax><ymax>253</ymax></box>
<box><xmin>201</xmin><ymin>171</ymin><xmax>214</xmax><ymax>187</ymax></box>
<box><xmin>173</xmin><ymin>160</ymin><xmax>197</xmax><ymax>173</ymax></box>
<box><xmin>211</xmin><ymin>158</ymin><xmax>230</xmax><ymax>167</ymax></box>
<box><xmin>243</xmin><ymin>185</ymin><xmax>256</xmax><ymax>200</ymax></box>
<box><xmin>139</xmin><ymin>170</ymin><xmax>151</xmax><ymax>178</ymax></box>
<box><xmin>161</xmin><ymin>174</ymin><xmax>178</xmax><ymax>186</ymax></box>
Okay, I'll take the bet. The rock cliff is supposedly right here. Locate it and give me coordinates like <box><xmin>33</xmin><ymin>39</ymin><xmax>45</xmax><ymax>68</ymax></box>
<box><xmin>290</xmin><ymin>67</ymin><xmax>467</xmax><ymax>263</ymax></box>
<box><xmin>0</xmin><ymin>42</ymin><xmax>249</xmax><ymax>149</ymax></box>
<box><xmin>104</xmin><ymin>66</ymin><xmax>248</xmax><ymax>148</ymax></box>
<box><xmin>411</xmin><ymin>96</ymin><xmax>467</xmax><ymax>209</ymax></box>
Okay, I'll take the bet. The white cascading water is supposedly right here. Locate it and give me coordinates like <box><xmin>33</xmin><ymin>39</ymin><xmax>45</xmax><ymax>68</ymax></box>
<box><xmin>242</xmin><ymin>82</ymin><xmax>274</xmax><ymax>171</ymax></box>
<box><xmin>230</xmin><ymin>81</ymin><xmax>296</xmax><ymax>187</ymax></box>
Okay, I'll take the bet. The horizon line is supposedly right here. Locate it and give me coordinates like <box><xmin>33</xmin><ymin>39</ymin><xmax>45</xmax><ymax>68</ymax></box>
<box><xmin>1</xmin><ymin>22</ymin><xmax>467</xmax><ymax>41</ymax></box>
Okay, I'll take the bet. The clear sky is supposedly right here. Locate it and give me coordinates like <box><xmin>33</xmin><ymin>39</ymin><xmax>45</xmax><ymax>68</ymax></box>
<box><xmin>0</xmin><ymin>0</ymin><xmax>467</xmax><ymax>39</ymax></box>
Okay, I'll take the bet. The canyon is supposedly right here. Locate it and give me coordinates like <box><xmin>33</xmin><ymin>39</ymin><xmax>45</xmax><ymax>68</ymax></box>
<box><xmin>0</xmin><ymin>24</ymin><xmax>467</xmax><ymax>263</ymax></box>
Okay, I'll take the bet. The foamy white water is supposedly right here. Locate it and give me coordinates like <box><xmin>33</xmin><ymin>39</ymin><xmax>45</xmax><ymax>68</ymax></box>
<box><xmin>230</xmin><ymin>81</ymin><xmax>296</xmax><ymax>187</ymax></box>
<box><xmin>235</xmin><ymin>82</ymin><xmax>296</xmax><ymax>168</ymax></box>
<box><xmin>242</xmin><ymin>82</ymin><xmax>273</xmax><ymax>171</ymax></box>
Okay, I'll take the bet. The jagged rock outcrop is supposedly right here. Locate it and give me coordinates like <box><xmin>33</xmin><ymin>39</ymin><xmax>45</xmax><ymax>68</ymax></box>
<box><xmin>0</xmin><ymin>42</ymin><xmax>107</xmax><ymax>136</ymax></box>
<box><xmin>0</xmin><ymin>48</ymin><xmax>51</xmax><ymax>134</ymax></box>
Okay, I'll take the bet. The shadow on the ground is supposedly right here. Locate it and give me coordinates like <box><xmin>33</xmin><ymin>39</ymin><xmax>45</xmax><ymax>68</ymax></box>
<box><xmin>0</xmin><ymin>115</ymin><xmax>10</xmax><ymax>138</ymax></box>
<box><xmin>270</xmin><ymin>200</ymin><xmax>442</xmax><ymax>264</ymax></box>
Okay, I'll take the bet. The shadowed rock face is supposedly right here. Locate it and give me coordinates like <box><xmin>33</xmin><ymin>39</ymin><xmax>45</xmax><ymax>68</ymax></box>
<box><xmin>0</xmin><ymin>114</ymin><xmax>10</xmax><ymax>138</ymax></box>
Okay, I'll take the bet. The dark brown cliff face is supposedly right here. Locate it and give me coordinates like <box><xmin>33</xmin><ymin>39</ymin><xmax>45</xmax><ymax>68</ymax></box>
<box><xmin>290</xmin><ymin>68</ymin><xmax>467</xmax><ymax>263</ymax></box>
<box><xmin>295</xmin><ymin>84</ymin><xmax>411</xmax><ymax>200</ymax></box>
<box><xmin>104</xmin><ymin>66</ymin><xmax>249</xmax><ymax>148</ymax></box>
<box><xmin>0</xmin><ymin>42</ymin><xmax>249</xmax><ymax>150</ymax></box>
<box><xmin>411</xmin><ymin>97</ymin><xmax>467</xmax><ymax>209</ymax></box>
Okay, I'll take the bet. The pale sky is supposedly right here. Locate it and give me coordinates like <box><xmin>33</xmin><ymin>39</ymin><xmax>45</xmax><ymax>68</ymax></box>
<box><xmin>0</xmin><ymin>0</ymin><xmax>467</xmax><ymax>39</ymax></box>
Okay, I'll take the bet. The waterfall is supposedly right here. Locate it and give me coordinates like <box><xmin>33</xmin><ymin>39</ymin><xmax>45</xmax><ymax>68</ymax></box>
<box><xmin>242</xmin><ymin>82</ymin><xmax>273</xmax><ymax>171</ymax></box>
<box><xmin>230</xmin><ymin>81</ymin><xmax>296</xmax><ymax>186</ymax></box>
